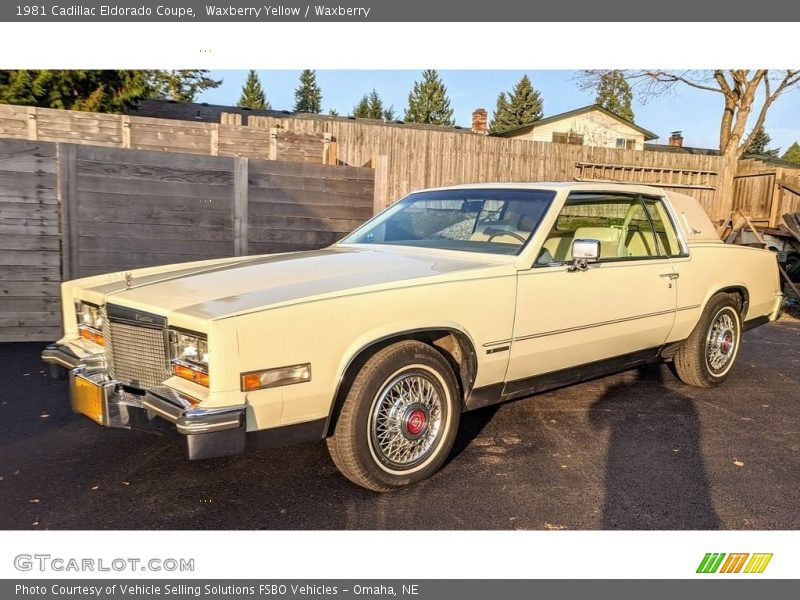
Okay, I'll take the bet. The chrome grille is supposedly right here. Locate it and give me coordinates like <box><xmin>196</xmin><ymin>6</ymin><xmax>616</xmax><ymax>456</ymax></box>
<box><xmin>103</xmin><ymin>307</ymin><xmax>171</xmax><ymax>391</ymax></box>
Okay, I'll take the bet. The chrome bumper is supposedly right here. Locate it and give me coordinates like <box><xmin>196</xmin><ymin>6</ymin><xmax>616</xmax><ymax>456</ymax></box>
<box><xmin>44</xmin><ymin>344</ymin><xmax>247</xmax><ymax>460</ymax></box>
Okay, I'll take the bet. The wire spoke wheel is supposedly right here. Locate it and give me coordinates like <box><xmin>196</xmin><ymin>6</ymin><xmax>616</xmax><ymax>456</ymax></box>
<box><xmin>705</xmin><ymin>308</ymin><xmax>738</xmax><ymax>375</ymax></box>
<box><xmin>369</xmin><ymin>369</ymin><xmax>444</xmax><ymax>471</ymax></box>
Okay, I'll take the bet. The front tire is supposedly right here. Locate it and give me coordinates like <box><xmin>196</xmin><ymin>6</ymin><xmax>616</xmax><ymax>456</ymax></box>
<box><xmin>673</xmin><ymin>293</ymin><xmax>742</xmax><ymax>387</ymax></box>
<box><xmin>326</xmin><ymin>340</ymin><xmax>461</xmax><ymax>492</ymax></box>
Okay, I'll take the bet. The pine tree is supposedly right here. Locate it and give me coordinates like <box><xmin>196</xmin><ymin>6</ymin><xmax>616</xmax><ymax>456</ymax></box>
<box><xmin>353</xmin><ymin>89</ymin><xmax>395</xmax><ymax>120</ymax></box>
<box><xmin>328</xmin><ymin>108</ymin><xmax>340</xmax><ymax>116</ymax></box>
<box><xmin>746</xmin><ymin>127</ymin><xmax>780</xmax><ymax>156</ymax></box>
<box><xmin>148</xmin><ymin>70</ymin><xmax>221</xmax><ymax>102</ymax></box>
<box><xmin>489</xmin><ymin>75</ymin><xmax>544</xmax><ymax>133</ymax></box>
<box><xmin>404</xmin><ymin>70</ymin><xmax>454</xmax><ymax>126</ymax></box>
<box><xmin>783</xmin><ymin>142</ymin><xmax>800</xmax><ymax>165</ymax></box>
<box><xmin>237</xmin><ymin>70</ymin><xmax>269</xmax><ymax>109</ymax></box>
<box><xmin>0</xmin><ymin>70</ymin><xmax>221</xmax><ymax>113</ymax></box>
<box><xmin>293</xmin><ymin>69</ymin><xmax>322</xmax><ymax>113</ymax></box>
<box><xmin>0</xmin><ymin>70</ymin><xmax>153</xmax><ymax>113</ymax></box>
<box><xmin>594</xmin><ymin>70</ymin><xmax>634</xmax><ymax>122</ymax></box>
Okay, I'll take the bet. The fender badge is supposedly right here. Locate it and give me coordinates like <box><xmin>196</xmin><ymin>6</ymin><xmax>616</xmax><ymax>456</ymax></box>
<box><xmin>125</xmin><ymin>272</ymin><xmax>133</xmax><ymax>289</ymax></box>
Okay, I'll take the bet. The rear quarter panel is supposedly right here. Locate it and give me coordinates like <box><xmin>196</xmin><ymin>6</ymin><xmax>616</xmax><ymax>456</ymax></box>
<box><xmin>668</xmin><ymin>242</ymin><xmax>781</xmax><ymax>342</ymax></box>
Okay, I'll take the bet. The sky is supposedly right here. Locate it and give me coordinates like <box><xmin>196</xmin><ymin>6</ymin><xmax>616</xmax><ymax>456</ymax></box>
<box><xmin>198</xmin><ymin>70</ymin><xmax>800</xmax><ymax>153</ymax></box>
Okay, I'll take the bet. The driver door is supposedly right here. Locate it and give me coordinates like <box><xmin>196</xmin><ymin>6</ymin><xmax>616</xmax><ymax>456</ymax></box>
<box><xmin>504</xmin><ymin>192</ymin><xmax>679</xmax><ymax>394</ymax></box>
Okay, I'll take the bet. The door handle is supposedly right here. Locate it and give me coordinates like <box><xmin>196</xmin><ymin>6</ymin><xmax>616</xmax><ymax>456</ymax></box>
<box><xmin>659</xmin><ymin>272</ymin><xmax>680</xmax><ymax>280</ymax></box>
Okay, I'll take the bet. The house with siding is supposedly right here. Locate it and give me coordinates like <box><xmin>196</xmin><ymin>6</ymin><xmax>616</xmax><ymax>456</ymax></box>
<box><xmin>489</xmin><ymin>104</ymin><xmax>658</xmax><ymax>151</ymax></box>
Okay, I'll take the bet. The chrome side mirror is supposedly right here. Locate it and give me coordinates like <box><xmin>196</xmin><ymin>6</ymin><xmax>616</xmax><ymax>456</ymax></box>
<box><xmin>569</xmin><ymin>239</ymin><xmax>600</xmax><ymax>272</ymax></box>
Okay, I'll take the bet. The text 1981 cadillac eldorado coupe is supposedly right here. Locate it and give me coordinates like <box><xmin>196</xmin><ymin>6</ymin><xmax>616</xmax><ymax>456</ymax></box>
<box><xmin>42</xmin><ymin>183</ymin><xmax>784</xmax><ymax>491</ymax></box>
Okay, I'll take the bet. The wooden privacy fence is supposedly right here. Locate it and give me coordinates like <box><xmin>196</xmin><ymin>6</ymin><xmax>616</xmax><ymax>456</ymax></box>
<box><xmin>0</xmin><ymin>138</ymin><xmax>375</xmax><ymax>342</ymax></box>
<box><xmin>243</xmin><ymin>114</ymin><xmax>726</xmax><ymax>218</ymax></box>
<box><xmin>732</xmin><ymin>161</ymin><xmax>800</xmax><ymax>226</ymax></box>
<box><xmin>0</xmin><ymin>104</ymin><xmax>334</xmax><ymax>164</ymax></box>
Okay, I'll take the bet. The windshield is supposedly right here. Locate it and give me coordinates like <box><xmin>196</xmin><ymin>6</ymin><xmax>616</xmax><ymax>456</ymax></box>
<box><xmin>341</xmin><ymin>188</ymin><xmax>556</xmax><ymax>255</ymax></box>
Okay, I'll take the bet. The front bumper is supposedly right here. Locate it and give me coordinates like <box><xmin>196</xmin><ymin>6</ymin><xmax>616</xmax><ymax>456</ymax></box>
<box><xmin>43</xmin><ymin>343</ymin><xmax>246</xmax><ymax>460</ymax></box>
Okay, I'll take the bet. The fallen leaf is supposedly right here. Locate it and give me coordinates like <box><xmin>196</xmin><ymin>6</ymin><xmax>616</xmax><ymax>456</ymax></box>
<box><xmin>40</xmin><ymin>414</ymin><xmax>50</xmax><ymax>419</ymax></box>
<box><xmin>22</xmin><ymin>373</ymin><xmax>30</xmax><ymax>377</ymax></box>
<box><xmin>91</xmin><ymin>486</ymin><xmax>99</xmax><ymax>490</ymax></box>
<box><xmin>544</xmin><ymin>522</ymin><xmax>567</xmax><ymax>530</ymax></box>
<box><xmin>122</xmin><ymin>481</ymin><xmax>130</xmax><ymax>486</ymax></box>
<box><xmin>32</xmin><ymin>521</ymin><xmax>39</xmax><ymax>527</ymax></box>
<box><xmin>733</xmin><ymin>460</ymin><xmax>745</xmax><ymax>467</ymax></box>
<box><xmin>672</xmin><ymin>448</ymin><xmax>679</xmax><ymax>453</ymax></box>
<box><xmin>29</xmin><ymin>499</ymin><xmax>40</xmax><ymax>503</ymax></box>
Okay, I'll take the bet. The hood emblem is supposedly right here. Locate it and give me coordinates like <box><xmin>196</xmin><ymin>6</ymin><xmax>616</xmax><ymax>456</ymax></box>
<box><xmin>124</xmin><ymin>272</ymin><xmax>133</xmax><ymax>289</ymax></box>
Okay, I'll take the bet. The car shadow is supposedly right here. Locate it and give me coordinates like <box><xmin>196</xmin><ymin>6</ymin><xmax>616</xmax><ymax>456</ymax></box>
<box><xmin>447</xmin><ymin>404</ymin><xmax>501</xmax><ymax>463</ymax></box>
<box><xmin>588</xmin><ymin>364</ymin><xmax>720</xmax><ymax>529</ymax></box>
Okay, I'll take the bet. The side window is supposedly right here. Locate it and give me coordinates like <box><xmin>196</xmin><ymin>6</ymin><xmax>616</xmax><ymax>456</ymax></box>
<box><xmin>642</xmin><ymin>197</ymin><xmax>684</xmax><ymax>257</ymax></box>
<box><xmin>537</xmin><ymin>192</ymin><xmax>666</xmax><ymax>264</ymax></box>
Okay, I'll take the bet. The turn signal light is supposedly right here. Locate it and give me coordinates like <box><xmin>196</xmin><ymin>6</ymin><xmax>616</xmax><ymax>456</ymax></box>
<box><xmin>172</xmin><ymin>363</ymin><xmax>209</xmax><ymax>387</ymax></box>
<box><xmin>241</xmin><ymin>363</ymin><xmax>311</xmax><ymax>391</ymax></box>
<box><xmin>79</xmin><ymin>327</ymin><xmax>105</xmax><ymax>346</ymax></box>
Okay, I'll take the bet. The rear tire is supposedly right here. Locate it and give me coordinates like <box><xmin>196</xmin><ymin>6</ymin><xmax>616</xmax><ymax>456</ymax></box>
<box><xmin>673</xmin><ymin>293</ymin><xmax>742</xmax><ymax>387</ymax></box>
<box><xmin>326</xmin><ymin>340</ymin><xmax>460</xmax><ymax>492</ymax></box>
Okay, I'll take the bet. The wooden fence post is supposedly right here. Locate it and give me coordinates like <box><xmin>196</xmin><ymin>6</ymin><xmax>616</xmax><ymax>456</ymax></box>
<box><xmin>121</xmin><ymin>115</ymin><xmax>131</xmax><ymax>148</ymax></box>
<box><xmin>26</xmin><ymin>107</ymin><xmax>38</xmax><ymax>140</ymax></box>
<box><xmin>269</xmin><ymin>128</ymin><xmax>278</xmax><ymax>160</ymax></box>
<box><xmin>233</xmin><ymin>157</ymin><xmax>249</xmax><ymax>256</ymax></box>
<box><xmin>57</xmin><ymin>143</ymin><xmax>79</xmax><ymax>279</ymax></box>
<box><xmin>768</xmin><ymin>168</ymin><xmax>784</xmax><ymax>228</ymax></box>
<box><xmin>373</xmin><ymin>154</ymin><xmax>389</xmax><ymax>215</ymax></box>
<box><xmin>210</xmin><ymin>123</ymin><xmax>220</xmax><ymax>156</ymax></box>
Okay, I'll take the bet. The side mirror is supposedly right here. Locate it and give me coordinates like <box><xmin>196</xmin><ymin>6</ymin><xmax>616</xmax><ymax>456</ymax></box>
<box><xmin>569</xmin><ymin>239</ymin><xmax>600</xmax><ymax>272</ymax></box>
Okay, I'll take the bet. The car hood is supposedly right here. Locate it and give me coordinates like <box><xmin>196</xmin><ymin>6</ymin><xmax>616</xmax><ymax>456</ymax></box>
<box><xmin>89</xmin><ymin>246</ymin><xmax>507</xmax><ymax>320</ymax></box>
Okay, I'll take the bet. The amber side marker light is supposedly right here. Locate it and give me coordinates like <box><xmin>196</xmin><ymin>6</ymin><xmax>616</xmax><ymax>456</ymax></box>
<box><xmin>172</xmin><ymin>363</ymin><xmax>209</xmax><ymax>387</ymax></box>
<box><xmin>241</xmin><ymin>363</ymin><xmax>311</xmax><ymax>391</ymax></box>
<box><xmin>79</xmin><ymin>327</ymin><xmax>105</xmax><ymax>346</ymax></box>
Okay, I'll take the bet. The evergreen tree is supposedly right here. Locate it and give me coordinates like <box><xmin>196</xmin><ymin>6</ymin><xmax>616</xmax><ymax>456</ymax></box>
<box><xmin>328</xmin><ymin>108</ymin><xmax>340</xmax><ymax>116</ymax></box>
<box><xmin>293</xmin><ymin>69</ymin><xmax>322</xmax><ymax>113</ymax></box>
<box><xmin>0</xmin><ymin>70</ymin><xmax>152</xmax><ymax>113</ymax></box>
<box><xmin>404</xmin><ymin>70</ymin><xmax>454</xmax><ymax>126</ymax></box>
<box><xmin>594</xmin><ymin>70</ymin><xmax>634</xmax><ymax>122</ymax></box>
<box><xmin>237</xmin><ymin>70</ymin><xmax>269</xmax><ymax>109</ymax></box>
<box><xmin>489</xmin><ymin>74</ymin><xmax>544</xmax><ymax>132</ymax></box>
<box><xmin>148</xmin><ymin>70</ymin><xmax>221</xmax><ymax>102</ymax></box>
<box><xmin>783</xmin><ymin>142</ymin><xmax>800</xmax><ymax>165</ymax></box>
<box><xmin>353</xmin><ymin>89</ymin><xmax>395</xmax><ymax>120</ymax></box>
<box><xmin>0</xmin><ymin>70</ymin><xmax>221</xmax><ymax>112</ymax></box>
<box><xmin>746</xmin><ymin>127</ymin><xmax>780</xmax><ymax>156</ymax></box>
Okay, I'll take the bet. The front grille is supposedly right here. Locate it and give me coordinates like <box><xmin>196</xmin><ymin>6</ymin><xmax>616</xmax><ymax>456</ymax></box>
<box><xmin>103</xmin><ymin>307</ymin><xmax>171</xmax><ymax>391</ymax></box>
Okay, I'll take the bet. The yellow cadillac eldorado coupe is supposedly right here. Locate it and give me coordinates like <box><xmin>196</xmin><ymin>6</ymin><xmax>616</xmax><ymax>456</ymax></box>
<box><xmin>42</xmin><ymin>183</ymin><xmax>784</xmax><ymax>491</ymax></box>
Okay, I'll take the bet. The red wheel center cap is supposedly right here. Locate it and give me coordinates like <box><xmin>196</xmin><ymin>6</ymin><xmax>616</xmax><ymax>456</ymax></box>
<box><xmin>721</xmin><ymin>332</ymin><xmax>733</xmax><ymax>354</ymax></box>
<box><xmin>406</xmin><ymin>409</ymin><xmax>427</xmax><ymax>436</ymax></box>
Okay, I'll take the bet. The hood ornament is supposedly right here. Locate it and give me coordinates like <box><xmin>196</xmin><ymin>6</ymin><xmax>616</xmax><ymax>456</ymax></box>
<box><xmin>124</xmin><ymin>272</ymin><xmax>133</xmax><ymax>289</ymax></box>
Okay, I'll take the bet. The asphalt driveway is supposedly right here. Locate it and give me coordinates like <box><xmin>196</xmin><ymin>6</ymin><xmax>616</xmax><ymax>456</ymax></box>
<box><xmin>1</xmin><ymin>321</ymin><xmax>798</xmax><ymax>530</ymax></box>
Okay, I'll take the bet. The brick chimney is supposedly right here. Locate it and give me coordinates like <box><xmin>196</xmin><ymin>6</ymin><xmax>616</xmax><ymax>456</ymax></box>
<box><xmin>472</xmin><ymin>108</ymin><xmax>488</xmax><ymax>135</ymax></box>
<box><xmin>669</xmin><ymin>131</ymin><xmax>684</xmax><ymax>147</ymax></box>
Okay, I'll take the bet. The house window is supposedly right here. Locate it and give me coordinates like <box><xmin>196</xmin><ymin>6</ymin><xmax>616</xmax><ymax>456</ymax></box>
<box><xmin>616</xmin><ymin>138</ymin><xmax>636</xmax><ymax>150</ymax></box>
<box><xmin>552</xmin><ymin>131</ymin><xmax>584</xmax><ymax>145</ymax></box>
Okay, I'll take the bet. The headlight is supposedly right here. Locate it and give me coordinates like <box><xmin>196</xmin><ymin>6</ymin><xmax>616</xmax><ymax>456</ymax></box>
<box><xmin>75</xmin><ymin>301</ymin><xmax>105</xmax><ymax>346</ymax></box>
<box><xmin>169</xmin><ymin>329</ymin><xmax>209</xmax><ymax>386</ymax></box>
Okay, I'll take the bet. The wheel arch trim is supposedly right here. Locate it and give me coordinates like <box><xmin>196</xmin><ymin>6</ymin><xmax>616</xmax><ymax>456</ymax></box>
<box><xmin>323</xmin><ymin>325</ymin><xmax>478</xmax><ymax>437</ymax></box>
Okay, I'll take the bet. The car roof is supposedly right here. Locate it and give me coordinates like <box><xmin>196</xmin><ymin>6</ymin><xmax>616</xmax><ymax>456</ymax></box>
<box><xmin>414</xmin><ymin>181</ymin><xmax>668</xmax><ymax>195</ymax></box>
